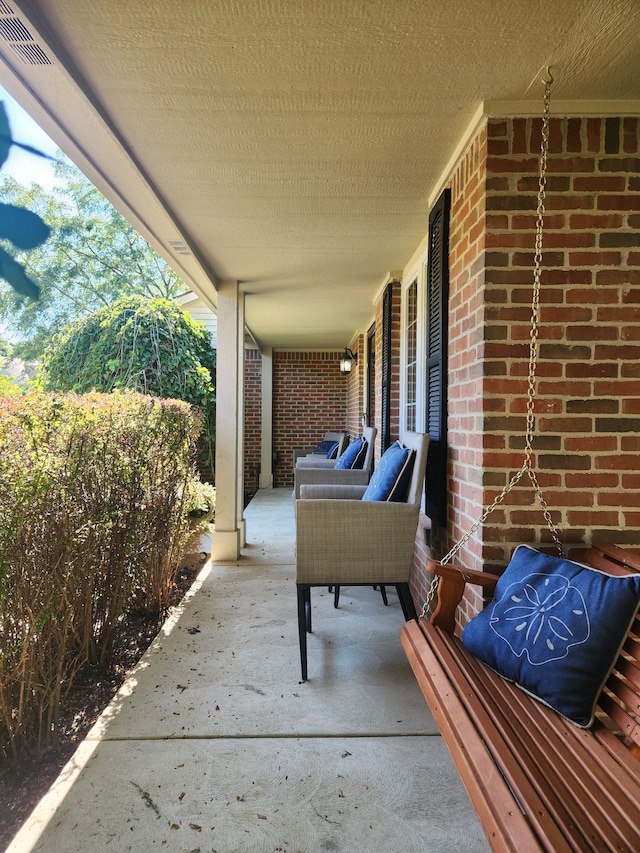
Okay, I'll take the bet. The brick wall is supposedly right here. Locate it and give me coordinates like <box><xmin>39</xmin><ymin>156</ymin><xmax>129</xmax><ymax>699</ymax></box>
<box><xmin>243</xmin><ymin>347</ymin><xmax>262</xmax><ymax>502</ymax></box>
<box><xmin>272</xmin><ymin>350</ymin><xmax>347</xmax><ymax>487</ymax></box>
<box><xmin>410</xmin><ymin>114</ymin><xmax>640</xmax><ymax>623</ymax></box>
<box><xmin>345</xmin><ymin>335</ymin><xmax>365</xmax><ymax>437</ymax></box>
<box><xmin>484</xmin><ymin>116</ymin><xmax>640</xmax><ymax>564</ymax></box>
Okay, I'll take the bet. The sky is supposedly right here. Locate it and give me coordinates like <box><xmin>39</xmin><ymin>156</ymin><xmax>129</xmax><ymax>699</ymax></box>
<box><xmin>0</xmin><ymin>85</ymin><xmax>61</xmax><ymax>190</ymax></box>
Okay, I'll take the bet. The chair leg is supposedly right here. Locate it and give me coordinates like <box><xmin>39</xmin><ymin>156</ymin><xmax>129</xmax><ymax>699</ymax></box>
<box><xmin>333</xmin><ymin>585</ymin><xmax>340</xmax><ymax>608</ymax></box>
<box><xmin>396</xmin><ymin>583</ymin><xmax>418</xmax><ymax>622</ymax></box>
<box><xmin>373</xmin><ymin>585</ymin><xmax>389</xmax><ymax>605</ymax></box>
<box><xmin>297</xmin><ymin>585</ymin><xmax>310</xmax><ymax>681</ymax></box>
<box><xmin>305</xmin><ymin>586</ymin><xmax>312</xmax><ymax>634</ymax></box>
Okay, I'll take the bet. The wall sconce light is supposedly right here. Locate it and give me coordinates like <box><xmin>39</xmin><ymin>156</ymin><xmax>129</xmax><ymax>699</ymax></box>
<box><xmin>340</xmin><ymin>347</ymin><xmax>358</xmax><ymax>374</ymax></box>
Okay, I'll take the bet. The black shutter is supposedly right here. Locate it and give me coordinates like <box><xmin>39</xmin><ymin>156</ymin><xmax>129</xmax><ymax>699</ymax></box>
<box><xmin>425</xmin><ymin>188</ymin><xmax>450</xmax><ymax>527</ymax></box>
<box><xmin>380</xmin><ymin>283</ymin><xmax>393</xmax><ymax>452</ymax></box>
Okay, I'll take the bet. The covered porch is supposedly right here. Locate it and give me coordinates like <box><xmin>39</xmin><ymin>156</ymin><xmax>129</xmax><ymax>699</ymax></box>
<box><xmin>1</xmin><ymin>1</ymin><xmax>639</xmax><ymax>588</ymax></box>
<box><xmin>7</xmin><ymin>488</ymin><xmax>488</xmax><ymax>852</ymax></box>
<box><xmin>1</xmin><ymin>6</ymin><xmax>640</xmax><ymax>845</ymax></box>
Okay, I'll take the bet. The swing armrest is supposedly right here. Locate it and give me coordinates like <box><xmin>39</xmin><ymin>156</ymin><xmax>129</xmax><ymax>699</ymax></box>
<box><xmin>426</xmin><ymin>559</ymin><xmax>501</xmax><ymax>634</ymax></box>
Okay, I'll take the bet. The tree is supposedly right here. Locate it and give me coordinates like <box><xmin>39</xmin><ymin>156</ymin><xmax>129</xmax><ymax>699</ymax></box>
<box><xmin>0</xmin><ymin>101</ymin><xmax>51</xmax><ymax>302</ymax></box>
<box><xmin>0</xmin><ymin>160</ymin><xmax>185</xmax><ymax>359</ymax></box>
<box><xmin>39</xmin><ymin>295</ymin><xmax>216</xmax><ymax>474</ymax></box>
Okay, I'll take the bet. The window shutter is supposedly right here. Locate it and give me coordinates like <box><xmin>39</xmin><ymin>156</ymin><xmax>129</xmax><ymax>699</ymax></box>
<box><xmin>380</xmin><ymin>283</ymin><xmax>393</xmax><ymax>452</ymax></box>
<box><xmin>425</xmin><ymin>188</ymin><xmax>450</xmax><ymax>527</ymax></box>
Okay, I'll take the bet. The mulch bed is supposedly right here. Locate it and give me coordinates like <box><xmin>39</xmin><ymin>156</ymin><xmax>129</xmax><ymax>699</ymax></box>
<box><xmin>0</xmin><ymin>556</ymin><xmax>206</xmax><ymax>851</ymax></box>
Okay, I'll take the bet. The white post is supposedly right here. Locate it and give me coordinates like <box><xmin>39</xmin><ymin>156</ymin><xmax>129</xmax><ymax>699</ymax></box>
<box><xmin>211</xmin><ymin>280</ymin><xmax>242</xmax><ymax>560</ymax></box>
<box><xmin>237</xmin><ymin>294</ymin><xmax>246</xmax><ymax>548</ymax></box>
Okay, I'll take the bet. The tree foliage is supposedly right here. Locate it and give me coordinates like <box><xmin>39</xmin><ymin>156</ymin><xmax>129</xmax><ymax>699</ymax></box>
<box><xmin>0</xmin><ymin>102</ymin><xmax>51</xmax><ymax>302</ymax></box>
<box><xmin>39</xmin><ymin>295</ymin><xmax>216</xmax><ymax>471</ymax></box>
<box><xmin>40</xmin><ymin>295</ymin><xmax>215</xmax><ymax>404</ymax></box>
<box><xmin>0</xmin><ymin>159</ymin><xmax>185</xmax><ymax>359</ymax></box>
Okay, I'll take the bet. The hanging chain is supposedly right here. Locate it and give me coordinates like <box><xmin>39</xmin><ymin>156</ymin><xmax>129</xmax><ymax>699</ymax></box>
<box><xmin>522</xmin><ymin>69</ymin><xmax>563</xmax><ymax>557</ymax></box>
<box><xmin>420</xmin><ymin>70</ymin><xmax>561</xmax><ymax>619</ymax></box>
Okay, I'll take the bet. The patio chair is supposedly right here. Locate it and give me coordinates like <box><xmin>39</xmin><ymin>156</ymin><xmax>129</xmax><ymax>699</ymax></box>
<box><xmin>291</xmin><ymin>431</ymin><xmax>348</xmax><ymax>466</ymax></box>
<box><xmin>292</xmin><ymin>426</ymin><xmax>377</xmax><ymax>500</ymax></box>
<box><xmin>295</xmin><ymin>431</ymin><xmax>430</xmax><ymax>680</ymax></box>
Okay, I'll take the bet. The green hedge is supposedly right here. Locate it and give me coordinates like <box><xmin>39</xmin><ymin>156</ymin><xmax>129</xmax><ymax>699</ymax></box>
<box><xmin>0</xmin><ymin>391</ymin><xmax>202</xmax><ymax>763</ymax></box>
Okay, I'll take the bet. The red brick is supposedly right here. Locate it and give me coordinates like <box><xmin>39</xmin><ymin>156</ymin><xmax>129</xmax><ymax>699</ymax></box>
<box><xmin>623</xmin><ymin>118</ymin><xmax>638</xmax><ymax>154</ymax></box>
<box><xmin>586</xmin><ymin>118</ymin><xmax>602</xmax><ymax>152</ymax></box>
<box><xmin>598</xmin><ymin>491</ymin><xmax>640</xmax><ymax>507</ymax></box>
<box><xmin>573</xmin><ymin>176</ymin><xmax>626</xmax><ymax>192</ymax></box>
<box><xmin>596</xmin><ymin>455</ymin><xmax>640</xmax><ymax>471</ymax></box>
<box><xmin>598</xmin><ymin>195</ymin><xmax>640</xmax><ymax>211</ymax></box>
<box><xmin>547</xmin><ymin>157</ymin><xmax>596</xmax><ymax>173</ymax></box>
<box><xmin>569</xmin><ymin>251</ymin><xmax>622</xmax><ymax>266</ymax></box>
<box><xmin>567</xmin><ymin>511</ymin><xmax>620</xmax><ymax>526</ymax></box>
<box><xmin>569</xmin><ymin>213</ymin><xmax>624</xmax><ymax>229</ymax></box>
<box><xmin>567</xmin><ymin>117</ymin><xmax>582</xmax><ymax>153</ymax></box>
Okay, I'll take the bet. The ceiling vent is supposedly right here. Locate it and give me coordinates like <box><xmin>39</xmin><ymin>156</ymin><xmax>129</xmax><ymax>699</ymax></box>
<box><xmin>0</xmin><ymin>2</ymin><xmax>51</xmax><ymax>65</ymax></box>
<box><xmin>168</xmin><ymin>240</ymin><xmax>192</xmax><ymax>257</ymax></box>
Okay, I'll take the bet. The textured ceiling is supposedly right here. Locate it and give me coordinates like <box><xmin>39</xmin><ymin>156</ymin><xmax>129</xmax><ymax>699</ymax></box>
<box><xmin>1</xmin><ymin>0</ymin><xmax>639</xmax><ymax>348</ymax></box>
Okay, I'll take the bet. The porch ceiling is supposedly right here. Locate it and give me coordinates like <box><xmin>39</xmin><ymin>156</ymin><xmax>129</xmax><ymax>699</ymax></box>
<box><xmin>1</xmin><ymin>1</ymin><xmax>639</xmax><ymax>349</ymax></box>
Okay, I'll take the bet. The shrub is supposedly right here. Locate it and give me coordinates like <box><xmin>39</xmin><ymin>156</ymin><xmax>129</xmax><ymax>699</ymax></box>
<box><xmin>0</xmin><ymin>374</ymin><xmax>21</xmax><ymax>396</ymax></box>
<box><xmin>38</xmin><ymin>295</ymin><xmax>216</xmax><ymax>477</ymax></box>
<box><xmin>0</xmin><ymin>391</ymin><xmax>202</xmax><ymax>763</ymax></box>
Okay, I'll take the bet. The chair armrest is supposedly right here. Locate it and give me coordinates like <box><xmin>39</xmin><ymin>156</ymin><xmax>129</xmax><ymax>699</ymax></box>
<box><xmin>295</xmin><ymin>457</ymin><xmax>338</xmax><ymax>469</ymax></box>
<box><xmin>294</xmin><ymin>467</ymin><xmax>370</xmax><ymax>499</ymax></box>
<box><xmin>298</xmin><ymin>483</ymin><xmax>368</xmax><ymax>500</ymax></box>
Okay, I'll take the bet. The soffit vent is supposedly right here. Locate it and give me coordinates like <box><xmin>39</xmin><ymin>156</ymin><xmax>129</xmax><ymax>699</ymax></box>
<box><xmin>168</xmin><ymin>240</ymin><xmax>192</xmax><ymax>256</ymax></box>
<box><xmin>0</xmin><ymin>2</ymin><xmax>52</xmax><ymax>65</ymax></box>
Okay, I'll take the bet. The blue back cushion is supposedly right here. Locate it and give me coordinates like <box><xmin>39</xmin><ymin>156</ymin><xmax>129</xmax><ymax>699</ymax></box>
<box><xmin>362</xmin><ymin>441</ymin><xmax>414</xmax><ymax>502</ymax></box>
<box><xmin>335</xmin><ymin>437</ymin><xmax>367</xmax><ymax>469</ymax></box>
<box><xmin>312</xmin><ymin>440</ymin><xmax>338</xmax><ymax>455</ymax></box>
<box><xmin>461</xmin><ymin>545</ymin><xmax>640</xmax><ymax>727</ymax></box>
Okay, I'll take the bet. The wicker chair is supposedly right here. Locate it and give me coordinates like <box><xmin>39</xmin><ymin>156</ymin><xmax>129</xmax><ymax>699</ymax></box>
<box><xmin>292</xmin><ymin>426</ymin><xmax>377</xmax><ymax>500</ymax></box>
<box><xmin>291</xmin><ymin>431</ymin><xmax>348</xmax><ymax>467</ymax></box>
<box><xmin>295</xmin><ymin>431</ymin><xmax>430</xmax><ymax>680</ymax></box>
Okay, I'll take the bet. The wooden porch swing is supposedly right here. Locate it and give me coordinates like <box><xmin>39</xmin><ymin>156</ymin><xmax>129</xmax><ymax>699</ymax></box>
<box><xmin>401</xmin><ymin>73</ymin><xmax>640</xmax><ymax>852</ymax></box>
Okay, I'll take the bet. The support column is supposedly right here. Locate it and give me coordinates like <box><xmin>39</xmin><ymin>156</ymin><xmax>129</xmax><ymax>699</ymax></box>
<box><xmin>237</xmin><ymin>295</ymin><xmax>246</xmax><ymax>548</ymax></box>
<box><xmin>259</xmin><ymin>347</ymin><xmax>273</xmax><ymax>489</ymax></box>
<box><xmin>211</xmin><ymin>280</ymin><xmax>243</xmax><ymax>561</ymax></box>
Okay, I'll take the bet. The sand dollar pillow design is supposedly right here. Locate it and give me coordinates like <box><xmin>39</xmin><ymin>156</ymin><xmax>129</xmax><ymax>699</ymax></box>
<box><xmin>462</xmin><ymin>544</ymin><xmax>640</xmax><ymax>727</ymax></box>
<box><xmin>491</xmin><ymin>570</ymin><xmax>589</xmax><ymax>664</ymax></box>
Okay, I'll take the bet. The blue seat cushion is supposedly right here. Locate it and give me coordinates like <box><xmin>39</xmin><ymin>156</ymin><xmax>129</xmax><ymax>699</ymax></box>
<box><xmin>461</xmin><ymin>545</ymin><xmax>640</xmax><ymax>727</ymax></box>
<box><xmin>362</xmin><ymin>441</ymin><xmax>414</xmax><ymax>502</ymax></box>
<box><xmin>335</xmin><ymin>436</ymin><xmax>367</xmax><ymax>469</ymax></box>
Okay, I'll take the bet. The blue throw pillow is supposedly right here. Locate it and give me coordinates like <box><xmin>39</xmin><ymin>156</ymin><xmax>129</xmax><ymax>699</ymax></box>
<box><xmin>326</xmin><ymin>442</ymin><xmax>340</xmax><ymax>459</ymax></box>
<box><xmin>335</xmin><ymin>437</ymin><xmax>367</xmax><ymax>469</ymax></box>
<box><xmin>362</xmin><ymin>441</ymin><xmax>414</xmax><ymax>502</ymax></box>
<box><xmin>312</xmin><ymin>440</ymin><xmax>338</xmax><ymax>455</ymax></box>
<box><xmin>461</xmin><ymin>545</ymin><xmax>640</xmax><ymax>727</ymax></box>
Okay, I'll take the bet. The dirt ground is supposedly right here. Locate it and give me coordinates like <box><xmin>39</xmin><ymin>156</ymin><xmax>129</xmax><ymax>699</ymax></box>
<box><xmin>0</xmin><ymin>556</ymin><xmax>205</xmax><ymax>851</ymax></box>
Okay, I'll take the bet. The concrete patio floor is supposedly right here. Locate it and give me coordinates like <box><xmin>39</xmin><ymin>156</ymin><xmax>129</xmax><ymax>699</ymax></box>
<box><xmin>7</xmin><ymin>488</ymin><xmax>488</xmax><ymax>853</ymax></box>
